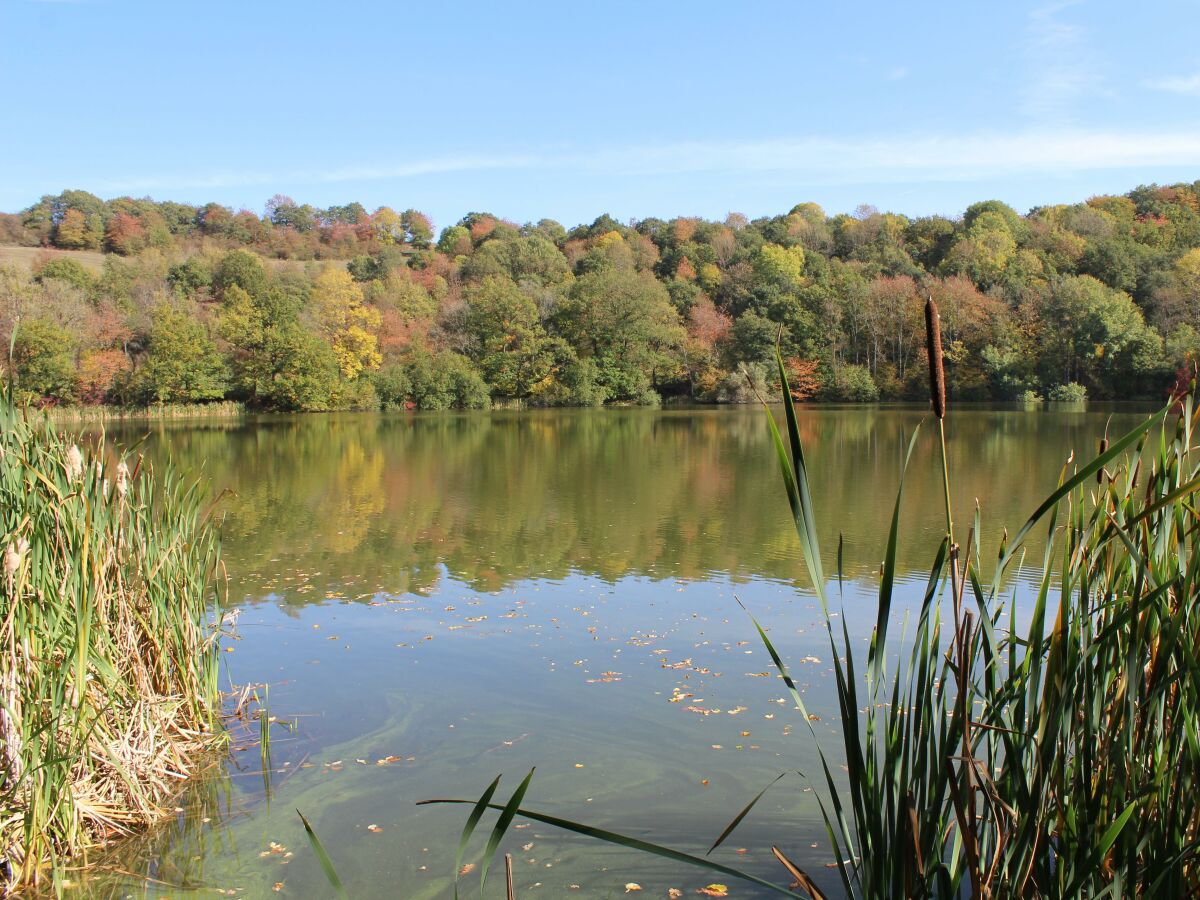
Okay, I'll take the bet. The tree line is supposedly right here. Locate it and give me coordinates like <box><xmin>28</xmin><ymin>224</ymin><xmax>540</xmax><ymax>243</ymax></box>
<box><xmin>1</xmin><ymin>182</ymin><xmax>1197</xmax><ymax>411</ymax></box>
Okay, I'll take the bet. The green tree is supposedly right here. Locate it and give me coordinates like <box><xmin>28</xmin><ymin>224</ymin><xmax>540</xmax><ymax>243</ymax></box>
<box><xmin>462</xmin><ymin>276</ymin><xmax>571</xmax><ymax>400</ymax></box>
<box><xmin>213</xmin><ymin>249</ymin><xmax>268</xmax><ymax>299</ymax></box>
<box><xmin>556</xmin><ymin>266</ymin><xmax>685</xmax><ymax>402</ymax></box>
<box><xmin>722</xmin><ymin>310</ymin><xmax>778</xmax><ymax>368</ymax></box>
<box><xmin>1036</xmin><ymin>275</ymin><xmax>1165</xmax><ymax>396</ymax></box>
<box><xmin>11</xmin><ymin>319</ymin><xmax>77</xmax><ymax>402</ymax></box>
<box><xmin>135</xmin><ymin>305</ymin><xmax>227</xmax><ymax>403</ymax></box>
<box><xmin>437</xmin><ymin>225</ymin><xmax>472</xmax><ymax>257</ymax></box>
<box><xmin>261</xmin><ymin>324</ymin><xmax>343</xmax><ymax>411</ymax></box>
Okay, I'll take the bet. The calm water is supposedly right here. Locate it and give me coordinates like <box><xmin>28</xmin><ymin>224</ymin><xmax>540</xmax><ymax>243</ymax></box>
<box><xmin>65</xmin><ymin>403</ymin><xmax>1156</xmax><ymax>899</ymax></box>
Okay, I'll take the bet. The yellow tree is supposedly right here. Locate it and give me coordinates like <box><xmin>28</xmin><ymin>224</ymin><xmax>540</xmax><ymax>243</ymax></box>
<box><xmin>311</xmin><ymin>266</ymin><xmax>382</xmax><ymax>379</ymax></box>
<box><xmin>372</xmin><ymin>206</ymin><xmax>403</xmax><ymax>244</ymax></box>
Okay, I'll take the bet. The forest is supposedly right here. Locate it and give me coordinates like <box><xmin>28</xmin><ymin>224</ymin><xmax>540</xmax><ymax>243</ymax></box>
<box><xmin>0</xmin><ymin>182</ymin><xmax>1197</xmax><ymax>411</ymax></box>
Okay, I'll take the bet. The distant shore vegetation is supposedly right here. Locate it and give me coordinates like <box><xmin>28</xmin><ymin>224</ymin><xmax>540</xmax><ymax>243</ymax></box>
<box><xmin>2</xmin><ymin>182</ymin><xmax>1198</xmax><ymax>412</ymax></box>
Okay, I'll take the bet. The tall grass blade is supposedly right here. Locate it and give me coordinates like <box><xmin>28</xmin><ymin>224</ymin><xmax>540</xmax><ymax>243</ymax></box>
<box><xmin>478</xmin><ymin>768</ymin><xmax>535</xmax><ymax>898</ymax></box>
<box><xmin>707</xmin><ymin>772</ymin><xmax>788</xmax><ymax>855</ymax></box>
<box><xmin>419</xmin><ymin>797</ymin><xmax>806</xmax><ymax>898</ymax></box>
<box><xmin>297</xmin><ymin>810</ymin><xmax>350</xmax><ymax>900</ymax></box>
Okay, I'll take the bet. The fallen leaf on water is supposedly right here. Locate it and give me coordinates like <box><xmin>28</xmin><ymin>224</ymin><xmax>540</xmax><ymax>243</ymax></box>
<box><xmin>459</xmin><ymin>863</ymin><xmax>476</xmax><ymax>875</ymax></box>
<box><xmin>367</xmin><ymin>824</ymin><xmax>383</xmax><ymax>833</ymax></box>
<box><xmin>669</xmin><ymin>891</ymin><xmax>683</xmax><ymax>899</ymax></box>
<box><xmin>272</xmin><ymin>883</ymin><xmax>284</xmax><ymax>893</ymax></box>
<box><xmin>698</xmin><ymin>885</ymin><xmax>729</xmax><ymax>897</ymax></box>
<box><xmin>624</xmin><ymin>884</ymin><xmax>642</xmax><ymax>893</ymax></box>
<box><xmin>523</xmin><ymin>842</ymin><xmax>534</xmax><ymax>851</ymax></box>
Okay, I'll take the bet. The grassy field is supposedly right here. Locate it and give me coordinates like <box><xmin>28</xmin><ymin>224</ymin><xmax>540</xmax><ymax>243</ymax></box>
<box><xmin>0</xmin><ymin>244</ymin><xmax>107</xmax><ymax>273</ymax></box>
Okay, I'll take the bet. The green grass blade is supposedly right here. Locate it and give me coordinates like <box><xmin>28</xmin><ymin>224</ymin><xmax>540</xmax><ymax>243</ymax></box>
<box><xmin>418</xmin><ymin>798</ymin><xmax>806</xmax><ymax>898</ymax></box>
<box><xmin>707</xmin><ymin>772</ymin><xmax>788</xmax><ymax>855</ymax></box>
<box><xmin>868</xmin><ymin>422</ymin><xmax>922</xmax><ymax>681</ymax></box>
<box><xmin>479</xmin><ymin>768</ymin><xmax>535</xmax><ymax>897</ymax></box>
<box><xmin>993</xmin><ymin>406</ymin><xmax>1167</xmax><ymax>586</ymax></box>
<box><xmin>297</xmin><ymin>809</ymin><xmax>351</xmax><ymax>900</ymax></box>
<box><xmin>454</xmin><ymin>774</ymin><xmax>502</xmax><ymax>899</ymax></box>
<box><xmin>767</xmin><ymin>347</ymin><xmax>826</xmax><ymax>609</ymax></box>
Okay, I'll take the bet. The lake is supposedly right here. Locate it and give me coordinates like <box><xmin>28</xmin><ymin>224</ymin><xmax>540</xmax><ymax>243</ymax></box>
<box><xmin>64</xmin><ymin>402</ymin><xmax>1156</xmax><ymax>899</ymax></box>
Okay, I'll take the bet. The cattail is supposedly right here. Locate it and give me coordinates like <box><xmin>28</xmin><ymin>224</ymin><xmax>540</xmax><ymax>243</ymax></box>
<box><xmin>115</xmin><ymin>461</ymin><xmax>129</xmax><ymax>499</ymax></box>
<box><xmin>65</xmin><ymin>445</ymin><xmax>83</xmax><ymax>483</ymax></box>
<box><xmin>4</xmin><ymin>537</ymin><xmax>29</xmax><ymax>593</ymax></box>
<box><xmin>1097</xmin><ymin>438</ymin><xmax>1108</xmax><ymax>484</ymax></box>
<box><xmin>925</xmin><ymin>297</ymin><xmax>946</xmax><ymax>419</ymax></box>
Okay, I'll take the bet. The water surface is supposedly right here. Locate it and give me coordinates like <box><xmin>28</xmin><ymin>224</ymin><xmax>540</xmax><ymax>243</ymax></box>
<box><xmin>67</xmin><ymin>403</ymin><xmax>1156</xmax><ymax>899</ymax></box>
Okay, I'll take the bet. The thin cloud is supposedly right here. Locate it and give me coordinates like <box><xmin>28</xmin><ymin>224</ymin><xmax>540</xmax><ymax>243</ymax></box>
<box><xmin>1022</xmin><ymin>0</ymin><xmax>1095</xmax><ymax>122</ymax></box>
<box><xmin>1145</xmin><ymin>73</ymin><xmax>1200</xmax><ymax>96</ymax></box>
<box><xmin>96</xmin><ymin>129</ymin><xmax>1200</xmax><ymax>195</ymax></box>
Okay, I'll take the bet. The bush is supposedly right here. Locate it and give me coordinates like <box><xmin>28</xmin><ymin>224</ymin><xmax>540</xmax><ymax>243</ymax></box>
<box><xmin>820</xmin><ymin>363</ymin><xmax>879</xmax><ymax>402</ymax></box>
<box><xmin>714</xmin><ymin>362</ymin><xmax>769</xmax><ymax>403</ymax></box>
<box><xmin>1049</xmin><ymin>381</ymin><xmax>1088</xmax><ymax>402</ymax></box>
<box><xmin>1019</xmin><ymin>389</ymin><xmax>1044</xmax><ymax>403</ymax></box>
<box><xmin>34</xmin><ymin>257</ymin><xmax>93</xmax><ymax>292</ymax></box>
<box><xmin>373</xmin><ymin>364</ymin><xmax>413</xmax><ymax>410</ymax></box>
<box><xmin>329</xmin><ymin>377</ymin><xmax>379</xmax><ymax>411</ymax></box>
<box><xmin>167</xmin><ymin>256</ymin><xmax>213</xmax><ymax>297</ymax></box>
<box><xmin>407</xmin><ymin>350</ymin><xmax>490</xmax><ymax>411</ymax></box>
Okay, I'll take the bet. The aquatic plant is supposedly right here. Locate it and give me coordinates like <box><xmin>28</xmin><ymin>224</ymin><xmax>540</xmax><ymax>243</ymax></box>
<box><xmin>0</xmin><ymin>394</ymin><xmax>224</xmax><ymax>892</ymax></box>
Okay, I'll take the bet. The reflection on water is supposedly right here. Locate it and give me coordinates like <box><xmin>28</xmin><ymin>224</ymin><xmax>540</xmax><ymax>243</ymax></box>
<box><xmin>65</xmin><ymin>404</ymin><xmax>1154</xmax><ymax>899</ymax></box>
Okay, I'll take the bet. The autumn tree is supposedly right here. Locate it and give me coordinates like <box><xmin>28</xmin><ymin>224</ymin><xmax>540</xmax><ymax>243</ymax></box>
<box><xmin>53</xmin><ymin>209</ymin><xmax>94</xmax><ymax>250</ymax></box>
<box><xmin>104</xmin><ymin>212</ymin><xmax>147</xmax><ymax>255</ymax></box>
<box><xmin>310</xmin><ymin>266</ymin><xmax>381</xmax><ymax>379</ymax></box>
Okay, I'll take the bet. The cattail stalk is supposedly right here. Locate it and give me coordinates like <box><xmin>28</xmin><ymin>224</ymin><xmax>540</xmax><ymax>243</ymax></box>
<box><xmin>925</xmin><ymin>298</ymin><xmax>946</xmax><ymax>420</ymax></box>
<box><xmin>926</xmin><ymin>297</ymin><xmax>954</xmax><ymax>547</ymax></box>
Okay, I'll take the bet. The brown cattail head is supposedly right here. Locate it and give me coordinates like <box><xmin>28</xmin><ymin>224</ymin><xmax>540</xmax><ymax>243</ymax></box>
<box><xmin>1097</xmin><ymin>438</ymin><xmax>1108</xmax><ymax>484</ymax></box>
<box><xmin>925</xmin><ymin>297</ymin><xmax>946</xmax><ymax>419</ymax></box>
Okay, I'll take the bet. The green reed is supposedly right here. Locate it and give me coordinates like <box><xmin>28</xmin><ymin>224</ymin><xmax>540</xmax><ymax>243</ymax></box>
<box><xmin>0</xmin><ymin>392</ymin><xmax>224</xmax><ymax>893</ymax></box>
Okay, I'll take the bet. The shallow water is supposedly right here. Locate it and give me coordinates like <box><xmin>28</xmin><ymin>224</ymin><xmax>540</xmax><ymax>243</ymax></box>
<box><xmin>64</xmin><ymin>403</ymin><xmax>1156</xmax><ymax>899</ymax></box>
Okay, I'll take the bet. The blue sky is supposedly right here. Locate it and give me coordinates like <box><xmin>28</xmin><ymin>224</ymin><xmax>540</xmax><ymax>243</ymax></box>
<box><xmin>2</xmin><ymin>0</ymin><xmax>1198</xmax><ymax>231</ymax></box>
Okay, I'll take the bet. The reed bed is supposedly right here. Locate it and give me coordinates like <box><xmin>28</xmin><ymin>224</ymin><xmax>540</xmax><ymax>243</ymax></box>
<box><xmin>44</xmin><ymin>401</ymin><xmax>244</xmax><ymax>423</ymax></box>
<box><xmin>419</xmin><ymin>302</ymin><xmax>1200</xmax><ymax>899</ymax></box>
<box><xmin>0</xmin><ymin>394</ymin><xmax>224</xmax><ymax>894</ymax></box>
